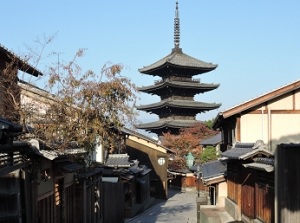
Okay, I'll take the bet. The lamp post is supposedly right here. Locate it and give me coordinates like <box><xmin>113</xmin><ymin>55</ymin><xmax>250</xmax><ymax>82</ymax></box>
<box><xmin>195</xmin><ymin>162</ymin><xmax>202</xmax><ymax>223</ymax></box>
<box><xmin>196</xmin><ymin>163</ymin><xmax>201</xmax><ymax>198</ymax></box>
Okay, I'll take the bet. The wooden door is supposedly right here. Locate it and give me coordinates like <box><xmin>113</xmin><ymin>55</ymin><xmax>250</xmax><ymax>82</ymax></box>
<box><xmin>241</xmin><ymin>168</ymin><xmax>255</xmax><ymax>219</ymax></box>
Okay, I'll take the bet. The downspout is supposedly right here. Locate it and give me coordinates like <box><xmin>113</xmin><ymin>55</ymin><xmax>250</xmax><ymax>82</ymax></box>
<box><xmin>268</xmin><ymin>109</ymin><xmax>271</xmax><ymax>150</ymax></box>
<box><xmin>261</xmin><ymin>107</ymin><xmax>264</xmax><ymax>140</ymax></box>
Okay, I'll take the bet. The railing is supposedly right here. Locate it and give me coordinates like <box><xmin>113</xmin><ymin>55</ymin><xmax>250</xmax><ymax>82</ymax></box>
<box><xmin>155</xmin><ymin>76</ymin><xmax>200</xmax><ymax>85</ymax></box>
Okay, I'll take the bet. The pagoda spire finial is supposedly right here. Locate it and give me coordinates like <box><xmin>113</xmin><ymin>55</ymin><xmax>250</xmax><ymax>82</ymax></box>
<box><xmin>174</xmin><ymin>1</ymin><xmax>180</xmax><ymax>48</ymax></box>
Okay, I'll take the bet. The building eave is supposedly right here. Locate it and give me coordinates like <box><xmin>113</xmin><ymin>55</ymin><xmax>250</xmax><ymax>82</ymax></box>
<box><xmin>0</xmin><ymin>44</ymin><xmax>43</xmax><ymax>76</ymax></box>
<box><xmin>213</xmin><ymin>79</ymin><xmax>300</xmax><ymax>129</ymax></box>
<box><xmin>223</xmin><ymin>79</ymin><xmax>300</xmax><ymax>119</ymax></box>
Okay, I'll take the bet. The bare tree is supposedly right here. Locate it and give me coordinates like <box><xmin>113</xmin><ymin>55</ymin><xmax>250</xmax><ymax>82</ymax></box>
<box><xmin>35</xmin><ymin>49</ymin><xmax>138</xmax><ymax>151</ymax></box>
<box><xmin>1</xmin><ymin>40</ymin><xmax>138</xmax><ymax>152</ymax></box>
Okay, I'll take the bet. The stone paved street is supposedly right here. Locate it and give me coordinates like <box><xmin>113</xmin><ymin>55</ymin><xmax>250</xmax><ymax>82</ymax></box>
<box><xmin>125</xmin><ymin>189</ymin><xmax>198</xmax><ymax>223</ymax></box>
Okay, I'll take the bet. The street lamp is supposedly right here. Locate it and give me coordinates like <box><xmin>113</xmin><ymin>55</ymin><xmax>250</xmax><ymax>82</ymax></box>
<box><xmin>185</xmin><ymin>152</ymin><xmax>194</xmax><ymax>168</ymax></box>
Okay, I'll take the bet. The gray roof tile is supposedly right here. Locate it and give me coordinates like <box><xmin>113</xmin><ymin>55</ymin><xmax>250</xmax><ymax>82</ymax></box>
<box><xmin>221</xmin><ymin>141</ymin><xmax>273</xmax><ymax>160</ymax></box>
<box><xmin>200</xmin><ymin>133</ymin><xmax>222</xmax><ymax>146</ymax></box>
<box><xmin>243</xmin><ymin>162</ymin><xmax>274</xmax><ymax>172</ymax></box>
<box><xmin>105</xmin><ymin>154</ymin><xmax>131</xmax><ymax>168</ymax></box>
<box><xmin>139</xmin><ymin>48</ymin><xmax>217</xmax><ymax>76</ymax></box>
<box><xmin>138</xmin><ymin>81</ymin><xmax>219</xmax><ymax>92</ymax></box>
<box><xmin>136</xmin><ymin>119</ymin><xmax>199</xmax><ymax>130</ymax></box>
<box><xmin>136</xmin><ymin>99</ymin><xmax>220</xmax><ymax>111</ymax></box>
<box><xmin>202</xmin><ymin>160</ymin><xmax>226</xmax><ymax>180</ymax></box>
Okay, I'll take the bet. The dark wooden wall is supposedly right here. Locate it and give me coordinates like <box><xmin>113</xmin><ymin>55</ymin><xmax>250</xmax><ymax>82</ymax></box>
<box><xmin>276</xmin><ymin>144</ymin><xmax>300</xmax><ymax>222</ymax></box>
<box><xmin>0</xmin><ymin>176</ymin><xmax>21</xmax><ymax>223</ymax></box>
<box><xmin>227</xmin><ymin>161</ymin><xmax>274</xmax><ymax>223</ymax></box>
<box><xmin>102</xmin><ymin>181</ymin><xmax>124</xmax><ymax>223</ymax></box>
<box><xmin>255</xmin><ymin>171</ymin><xmax>274</xmax><ymax>223</ymax></box>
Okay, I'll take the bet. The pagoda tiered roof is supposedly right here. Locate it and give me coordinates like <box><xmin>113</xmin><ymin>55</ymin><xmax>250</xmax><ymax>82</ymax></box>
<box><xmin>136</xmin><ymin>119</ymin><xmax>199</xmax><ymax>132</ymax></box>
<box><xmin>138</xmin><ymin>47</ymin><xmax>217</xmax><ymax>77</ymax></box>
<box><xmin>138</xmin><ymin>80</ymin><xmax>219</xmax><ymax>95</ymax></box>
<box><xmin>136</xmin><ymin>2</ymin><xmax>220</xmax><ymax>136</ymax></box>
<box><xmin>136</xmin><ymin>99</ymin><xmax>220</xmax><ymax>114</ymax></box>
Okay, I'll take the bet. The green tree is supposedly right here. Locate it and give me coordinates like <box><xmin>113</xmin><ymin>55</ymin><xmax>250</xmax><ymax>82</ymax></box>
<box><xmin>162</xmin><ymin>122</ymin><xmax>218</xmax><ymax>169</ymax></box>
<box><xmin>200</xmin><ymin>146</ymin><xmax>219</xmax><ymax>163</ymax></box>
<box><xmin>204</xmin><ymin>118</ymin><xmax>215</xmax><ymax>129</ymax></box>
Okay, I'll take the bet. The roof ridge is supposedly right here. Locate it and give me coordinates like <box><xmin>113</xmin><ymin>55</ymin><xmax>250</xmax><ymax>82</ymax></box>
<box><xmin>223</xmin><ymin>79</ymin><xmax>300</xmax><ymax>113</ymax></box>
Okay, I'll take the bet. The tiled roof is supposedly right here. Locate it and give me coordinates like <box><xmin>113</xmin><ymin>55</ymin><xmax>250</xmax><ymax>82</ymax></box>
<box><xmin>243</xmin><ymin>162</ymin><xmax>274</xmax><ymax>172</ymax></box>
<box><xmin>129</xmin><ymin>165</ymin><xmax>151</xmax><ymax>175</ymax></box>
<box><xmin>27</xmin><ymin>138</ymin><xmax>87</xmax><ymax>160</ymax></box>
<box><xmin>121</xmin><ymin>127</ymin><xmax>174</xmax><ymax>154</ymax></box>
<box><xmin>254</xmin><ymin>157</ymin><xmax>274</xmax><ymax>165</ymax></box>
<box><xmin>200</xmin><ymin>133</ymin><xmax>222</xmax><ymax>146</ymax></box>
<box><xmin>0</xmin><ymin>117</ymin><xmax>23</xmax><ymax>133</ymax></box>
<box><xmin>135</xmin><ymin>119</ymin><xmax>199</xmax><ymax>130</ymax></box>
<box><xmin>121</xmin><ymin>127</ymin><xmax>161</xmax><ymax>145</ymax></box>
<box><xmin>202</xmin><ymin>160</ymin><xmax>226</xmax><ymax>180</ymax></box>
<box><xmin>0</xmin><ymin>44</ymin><xmax>43</xmax><ymax>76</ymax></box>
<box><xmin>221</xmin><ymin>146</ymin><xmax>253</xmax><ymax>159</ymax></box>
<box><xmin>76</xmin><ymin>168</ymin><xmax>102</xmax><ymax>179</ymax></box>
<box><xmin>221</xmin><ymin>141</ymin><xmax>273</xmax><ymax>160</ymax></box>
<box><xmin>37</xmin><ymin>150</ymin><xmax>64</xmax><ymax>160</ymax></box>
<box><xmin>60</xmin><ymin>161</ymin><xmax>83</xmax><ymax>173</ymax></box>
<box><xmin>136</xmin><ymin>99</ymin><xmax>220</xmax><ymax>111</ymax></box>
<box><xmin>105</xmin><ymin>154</ymin><xmax>131</xmax><ymax>168</ymax></box>
<box><xmin>138</xmin><ymin>48</ymin><xmax>217</xmax><ymax>76</ymax></box>
<box><xmin>138</xmin><ymin>81</ymin><xmax>219</xmax><ymax>92</ymax></box>
<box><xmin>243</xmin><ymin>157</ymin><xmax>274</xmax><ymax>172</ymax></box>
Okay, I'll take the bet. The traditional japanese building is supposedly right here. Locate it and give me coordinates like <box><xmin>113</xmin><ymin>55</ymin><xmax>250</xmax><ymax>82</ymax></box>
<box><xmin>136</xmin><ymin>2</ymin><xmax>220</xmax><ymax>136</ymax></box>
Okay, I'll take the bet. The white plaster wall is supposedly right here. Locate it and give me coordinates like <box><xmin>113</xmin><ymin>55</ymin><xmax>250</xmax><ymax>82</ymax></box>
<box><xmin>271</xmin><ymin>114</ymin><xmax>300</xmax><ymax>149</ymax></box>
<box><xmin>217</xmin><ymin>181</ymin><xmax>227</xmax><ymax>207</ymax></box>
<box><xmin>268</xmin><ymin>94</ymin><xmax>294</xmax><ymax>109</ymax></box>
<box><xmin>240</xmin><ymin>112</ymin><xmax>300</xmax><ymax>151</ymax></box>
<box><xmin>240</xmin><ymin>113</ymin><xmax>268</xmax><ymax>143</ymax></box>
<box><xmin>295</xmin><ymin>91</ymin><xmax>300</xmax><ymax>109</ymax></box>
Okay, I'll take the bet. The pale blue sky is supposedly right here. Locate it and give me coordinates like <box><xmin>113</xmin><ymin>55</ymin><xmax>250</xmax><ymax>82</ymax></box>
<box><xmin>2</xmin><ymin>0</ymin><xmax>300</xmax><ymax>125</ymax></box>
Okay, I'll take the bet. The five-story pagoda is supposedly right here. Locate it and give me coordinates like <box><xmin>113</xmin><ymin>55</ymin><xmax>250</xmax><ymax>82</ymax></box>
<box><xmin>136</xmin><ymin>2</ymin><xmax>220</xmax><ymax>136</ymax></box>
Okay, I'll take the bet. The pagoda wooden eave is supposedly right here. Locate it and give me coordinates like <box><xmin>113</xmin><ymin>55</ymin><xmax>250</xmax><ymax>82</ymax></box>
<box><xmin>138</xmin><ymin>48</ymin><xmax>217</xmax><ymax>77</ymax></box>
<box><xmin>136</xmin><ymin>99</ymin><xmax>221</xmax><ymax>112</ymax></box>
<box><xmin>135</xmin><ymin>119</ymin><xmax>199</xmax><ymax>130</ymax></box>
<box><xmin>138</xmin><ymin>80</ymin><xmax>219</xmax><ymax>93</ymax></box>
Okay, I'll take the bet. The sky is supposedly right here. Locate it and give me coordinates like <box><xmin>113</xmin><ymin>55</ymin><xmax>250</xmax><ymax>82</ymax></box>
<box><xmin>2</xmin><ymin>0</ymin><xmax>300</xmax><ymax>129</ymax></box>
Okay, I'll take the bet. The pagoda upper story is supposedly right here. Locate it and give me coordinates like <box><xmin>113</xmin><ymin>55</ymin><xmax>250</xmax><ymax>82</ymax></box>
<box><xmin>136</xmin><ymin>2</ymin><xmax>220</xmax><ymax>136</ymax></box>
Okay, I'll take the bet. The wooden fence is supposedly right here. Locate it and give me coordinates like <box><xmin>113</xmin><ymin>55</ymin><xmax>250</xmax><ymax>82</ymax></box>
<box><xmin>276</xmin><ymin>144</ymin><xmax>300</xmax><ymax>222</ymax></box>
<box><xmin>102</xmin><ymin>181</ymin><xmax>124</xmax><ymax>223</ymax></box>
<box><xmin>0</xmin><ymin>176</ymin><xmax>21</xmax><ymax>223</ymax></box>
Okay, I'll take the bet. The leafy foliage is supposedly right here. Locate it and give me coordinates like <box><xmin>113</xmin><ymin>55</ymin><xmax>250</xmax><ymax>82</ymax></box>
<box><xmin>162</xmin><ymin>122</ymin><xmax>219</xmax><ymax>170</ymax></box>
<box><xmin>24</xmin><ymin>49</ymin><xmax>137</xmax><ymax>150</ymax></box>
<box><xmin>203</xmin><ymin>118</ymin><xmax>215</xmax><ymax>129</ymax></box>
<box><xmin>201</xmin><ymin>146</ymin><xmax>219</xmax><ymax>163</ymax></box>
